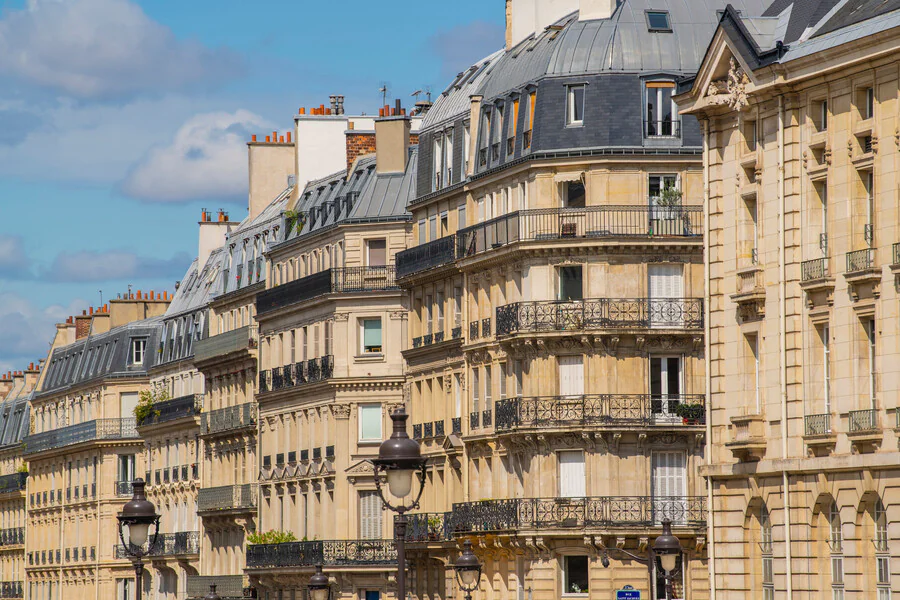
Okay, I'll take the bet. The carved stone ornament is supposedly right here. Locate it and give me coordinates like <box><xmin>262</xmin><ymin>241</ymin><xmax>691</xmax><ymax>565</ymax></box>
<box><xmin>331</xmin><ymin>404</ymin><xmax>351</xmax><ymax>420</ymax></box>
<box><xmin>333</xmin><ymin>312</ymin><xmax>350</xmax><ymax>322</ymax></box>
<box><xmin>706</xmin><ymin>57</ymin><xmax>751</xmax><ymax>111</ymax></box>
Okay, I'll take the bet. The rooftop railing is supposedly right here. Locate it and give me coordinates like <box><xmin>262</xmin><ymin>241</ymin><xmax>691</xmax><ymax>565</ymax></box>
<box><xmin>193</xmin><ymin>326</ymin><xmax>255</xmax><ymax>363</ymax></box>
<box><xmin>23</xmin><ymin>418</ymin><xmax>138</xmax><ymax>455</ymax></box>
<box><xmin>197</xmin><ymin>484</ymin><xmax>256</xmax><ymax>513</ymax></box>
<box><xmin>259</xmin><ymin>356</ymin><xmax>333</xmax><ymax>394</ymax></box>
<box><xmin>246</xmin><ymin>539</ymin><xmax>396</xmax><ymax>569</ymax></box>
<box><xmin>495</xmin><ymin>394</ymin><xmax>705</xmax><ymax>431</ymax></box>
<box><xmin>257</xmin><ymin>266</ymin><xmax>399</xmax><ymax>315</ymax></box>
<box><xmin>496</xmin><ymin>298</ymin><xmax>703</xmax><ymax>335</ymax></box>
<box><xmin>137</xmin><ymin>393</ymin><xmax>203</xmax><ymax>427</ymax></box>
<box><xmin>200</xmin><ymin>403</ymin><xmax>256</xmax><ymax>436</ymax></box>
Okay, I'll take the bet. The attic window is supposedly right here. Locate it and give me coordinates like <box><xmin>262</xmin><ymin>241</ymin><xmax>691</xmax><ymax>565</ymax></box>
<box><xmin>646</xmin><ymin>11</ymin><xmax>672</xmax><ymax>32</ymax></box>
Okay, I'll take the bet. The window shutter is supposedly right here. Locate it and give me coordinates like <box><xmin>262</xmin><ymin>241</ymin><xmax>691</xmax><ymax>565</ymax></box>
<box><xmin>359</xmin><ymin>491</ymin><xmax>382</xmax><ymax>539</ymax></box>
<box><xmin>559</xmin><ymin>356</ymin><xmax>584</xmax><ymax>396</ymax></box>
<box><xmin>558</xmin><ymin>451</ymin><xmax>586</xmax><ymax>497</ymax></box>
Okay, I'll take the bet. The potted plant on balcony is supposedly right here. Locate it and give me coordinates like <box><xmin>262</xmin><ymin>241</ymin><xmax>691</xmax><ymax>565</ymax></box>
<box><xmin>674</xmin><ymin>403</ymin><xmax>705</xmax><ymax>425</ymax></box>
<box><xmin>427</xmin><ymin>515</ymin><xmax>443</xmax><ymax>541</ymax></box>
<box><xmin>134</xmin><ymin>383</ymin><xmax>169</xmax><ymax>426</ymax></box>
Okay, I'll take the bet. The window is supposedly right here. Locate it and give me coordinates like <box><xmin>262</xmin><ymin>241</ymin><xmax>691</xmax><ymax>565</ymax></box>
<box><xmin>358</xmin><ymin>404</ymin><xmax>382</xmax><ymax>442</ymax></box>
<box><xmin>876</xmin><ymin>500</ymin><xmax>891</xmax><ymax>598</ymax></box>
<box><xmin>499</xmin><ymin>362</ymin><xmax>507</xmax><ymax>400</ymax></box>
<box><xmin>117</xmin><ymin>578</ymin><xmax>134</xmax><ymax>600</ymax></box>
<box><xmin>829</xmin><ymin>502</ymin><xmax>844</xmax><ymax>599</ymax></box>
<box><xmin>866</xmin><ymin>319</ymin><xmax>876</xmax><ymax>405</ymax></box>
<box><xmin>358</xmin><ymin>491</ymin><xmax>382</xmax><ymax>538</ymax></box>
<box><xmin>558</xmin><ymin>356</ymin><xmax>584</xmax><ymax>397</ymax></box>
<box><xmin>433</xmin><ymin>137</ymin><xmax>443</xmax><ymax>190</ymax></box>
<box><xmin>514</xmin><ymin>360</ymin><xmax>523</xmax><ymax>396</ymax></box>
<box><xmin>508</xmin><ymin>98</ymin><xmax>519</xmax><ymax>154</ymax></box>
<box><xmin>361</xmin><ymin>318</ymin><xmax>382</xmax><ymax>354</ymax></box>
<box><xmin>859</xmin><ymin>86</ymin><xmax>875</xmax><ymax>120</ymax></box>
<box><xmin>650</xmin><ymin>356</ymin><xmax>682</xmax><ymax>418</ymax></box>
<box><xmin>457</xmin><ymin>204</ymin><xmax>466</xmax><ymax>229</ymax></box>
<box><xmin>558</xmin><ymin>266</ymin><xmax>583</xmax><ymax>301</ymax></box>
<box><xmin>443</xmin><ymin>130</ymin><xmax>453</xmax><ymax>184</ymax></box>
<box><xmin>131</xmin><ymin>339</ymin><xmax>146</xmax><ymax>365</ymax></box>
<box><xmin>563</xmin><ymin>556</ymin><xmax>589</xmax><ymax>595</ymax></box>
<box><xmin>821</xmin><ymin>326</ymin><xmax>831</xmax><ymax>414</ymax></box>
<box><xmin>816</xmin><ymin>99</ymin><xmax>828</xmax><ymax>131</ymax></box>
<box><xmin>472</xmin><ymin>368</ymin><xmax>480</xmax><ymax>414</ymax></box>
<box><xmin>524</xmin><ymin>91</ymin><xmax>536</xmax><ymax>149</ymax></box>
<box><xmin>646</xmin><ymin>10</ymin><xmax>672</xmax><ymax>31</ymax></box>
<box><xmin>440</xmin><ymin>211</ymin><xmax>449</xmax><ymax>236</ymax></box>
<box><xmin>366</xmin><ymin>239</ymin><xmax>386</xmax><ymax>267</ymax></box>
<box><xmin>418</xmin><ymin>219</ymin><xmax>426</xmax><ymax>244</ymax></box>
<box><xmin>646</xmin><ymin>81</ymin><xmax>677</xmax><ymax>136</ymax></box>
<box><xmin>464</xmin><ymin>123</ymin><xmax>471</xmax><ymax>172</ymax></box>
<box><xmin>563</xmin><ymin>181</ymin><xmax>585</xmax><ymax>208</ymax></box>
<box><xmin>429</xmin><ymin>216</ymin><xmax>437</xmax><ymax>242</ymax></box>
<box><xmin>566</xmin><ymin>85</ymin><xmax>585</xmax><ymax>126</ymax></box>
<box><xmin>760</xmin><ymin>504</ymin><xmax>774</xmax><ymax>600</ymax></box>
<box><xmin>484</xmin><ymin>365</ymin><xmax>492</xmax><ymax>413</ymax></box>
<box><xmin>558</xmin><ymin>450</ymin><xmax>585</xmax><ymax>498</ymax></box>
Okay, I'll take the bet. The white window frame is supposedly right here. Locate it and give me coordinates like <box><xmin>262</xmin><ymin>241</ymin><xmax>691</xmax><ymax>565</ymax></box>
<box><xmin>131</xmin><ymin>339</ymin><xmax>146</xmax><ymax>365</ymax></box>
<box><xmin>360</xmin><ymin>318</ymin><xmax>383</xmax><ymax>355</ymax></box>
<box><xmin>566</xmin><ymin>84</ymin><xmax>585</xmax><ymax>126</ymax></box>
<box><xmin>562</xmin><ymin>555</ymin><xmax>589</xmax><ymax>596</ymax></box>
<box><xmin>358</xmin><ymin>404</ymin><xmax>382</xmax><ymax>442</ymax></box>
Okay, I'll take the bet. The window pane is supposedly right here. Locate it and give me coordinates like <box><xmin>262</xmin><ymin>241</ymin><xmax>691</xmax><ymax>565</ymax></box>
<box><xmin>569</xmin><ymin>86</ymin><xmax>585</xmax><ymax>124</ymax></box>
<box><xmin>363</xmin><ymin>319</ymin><xmax>382</xmax><ymax>352</ymax></box>
<box><xmin>359</xmin><ymin>404</ymin><xmax>382</xmax><ymax>440</ymax></box>
<box><xmin>564</xmin><ymin>556</ymin><xmax>589</xmax><ymax>594</ymax></box>
<box><xmin>367</xmin><ymin>239</ymin><xmax>386</xmax><ymax>266</ymax></box>
<box><xmin>647</xmin><ymin>11</ymin><xmax>670</xmax><ymax>29</ymax></box>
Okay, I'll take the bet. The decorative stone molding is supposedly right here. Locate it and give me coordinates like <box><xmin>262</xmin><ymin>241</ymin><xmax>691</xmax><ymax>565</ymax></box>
<box><xmin>331</xmin><ymin>404</ymin><xmax>351</xmax><ymax>419</ymax></box>
<box><xmin>706</xmin><ymin>58</ymin><xmax>751</xmax><ymax>111</ymax></box>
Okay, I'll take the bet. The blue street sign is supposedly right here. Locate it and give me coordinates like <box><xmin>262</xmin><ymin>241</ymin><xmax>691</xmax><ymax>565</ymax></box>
<box><xmin>616</xmin><ymin>587</ymin><xmax>641</xmax><ymax>600</ymax></box>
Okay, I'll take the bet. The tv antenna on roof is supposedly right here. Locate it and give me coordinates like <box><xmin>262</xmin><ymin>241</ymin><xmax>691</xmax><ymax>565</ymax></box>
<box><xmin>378</xmin><ymin>82</ymin><xmax>391</xmax><ymax>106</ymax></box>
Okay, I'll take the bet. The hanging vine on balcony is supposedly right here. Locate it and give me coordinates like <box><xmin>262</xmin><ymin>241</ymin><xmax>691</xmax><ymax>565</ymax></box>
<box><xmin>134</xmin><ymin>382</ymin><xmax>170</xmax><ymax>425</ymax></box>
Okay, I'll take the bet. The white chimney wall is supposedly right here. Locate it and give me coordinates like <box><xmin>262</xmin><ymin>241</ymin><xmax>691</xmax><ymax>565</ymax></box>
<box><xmin>509</xmin><ymin>0</ymin><xmax>579</xmax><ymax>48</ymax></box>
<box><xmin>198</xmin><ymin>220</ymin><xmax>233</xmax><ymax>274</ymax></box>
<box><xmin>579</xmin><ymin>0</ymin><xmax>618</xmax><ymax>21</ymax></box>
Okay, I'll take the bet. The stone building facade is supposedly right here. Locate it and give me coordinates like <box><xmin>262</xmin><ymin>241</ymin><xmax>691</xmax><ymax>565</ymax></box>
<box><xmin>677</xmin><ymin>2</ymin><xmax>900</xmax><ymax>598</ymax></box>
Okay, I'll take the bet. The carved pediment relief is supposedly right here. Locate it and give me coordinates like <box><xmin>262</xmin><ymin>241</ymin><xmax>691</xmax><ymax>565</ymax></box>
<box><xmin>706</xmin><ymin>57</ymin><xmax>751</xmax><ymax>111</ymax></box>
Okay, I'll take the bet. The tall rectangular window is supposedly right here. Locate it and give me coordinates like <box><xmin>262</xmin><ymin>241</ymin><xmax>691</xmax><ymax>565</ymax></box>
<box><xmin>472</xmin><ymin>368</ymin><xmax>480</xmax><ymax>414</ymax></box>
<box><xmin>524</xmin><ymin>91</ymin><xmax>536</xmax><ymax>150</ymax></box>
<box><xmin>366</xmin><ymin>239</ymin><xmax>386</xmax><ymax>266</ymax></box>
<box><xmin>131</xmin><ymin>339</ymin><xmax>146</xmax><ymax>365</ymax></box>
<box><xmin>433</xmin><ymin>137</ymin><xmax>443</xmax><ymax>191</ymax></box>
<box><xmin>358</xmin><ymin>491</ymin><xmax>383</xmax><ymax>539</ymax></box>
<box><xmin>358</xmin><ymin>404</ymin><xmax>382</xmax><ymax>442</ymax></box>
<box><xmin>361</xmin><ymin>318</ymin><xmax>382</xmax><ymax>354</ymax></box>
<box><xmin>418</xmin><ymin>219</ymin><xmax>426</xmax><ymax>244</ymax></box>
<box><xmin>499</xmin><ymin>362</ymin><xmax>507</xmax><ymax>400</ymax></box>
<box><xmin>645</xmin><ymin>81</ymin><xmax>676</xmax><ymax>136</ymax></box>
<box><xmin>484</xmin><ymin>366</ymin><xmax>493</xmax><ymax>411</ymax></box>
<box><xmin>558</xmin><ymin>450</ymin><xmax>586</xmax><ymax>498</ymax></box>
<box><xmin>563</xmin><ymin>556</ymin><xmax>589</xmax><ymax>596</ymax></box>
<box><xmin>567</xmin><ymin>85</ymin><xmax>585</xmax><ymax>126</ymax></box>
<box><xmin>457</xmin><ymin>204</ymin><xmax>466</xmax><ymax>230</ymax></box>
<box><xmin>443</xmin><ymin>130</ymin><xmax>453</xmax><ymax>184</ymax></box>
<box><xmin>436</xmin><ymin>290</ymin><xmax>445</xmax><ymax>333</ymax></box>
<box><xmin>867</xmin><ymin>319</ymin><xmax>876</xmax><ymax>406</ymax></box>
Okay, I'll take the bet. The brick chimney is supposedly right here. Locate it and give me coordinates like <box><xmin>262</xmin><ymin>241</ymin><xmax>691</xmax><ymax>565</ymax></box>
<box><xmin>374</xmin><ymin>100</ymin><xmax>411</xmax><ymax>175</ymax></box>
<box><xmin>75</xmin><ymin>311</ymin><xmax>92</xmax><ymax>340</ymax></box>
<box><xmin>345</xmin><ymin>126</ymin><xmax>377</xmax><ymax>173</ymax></box>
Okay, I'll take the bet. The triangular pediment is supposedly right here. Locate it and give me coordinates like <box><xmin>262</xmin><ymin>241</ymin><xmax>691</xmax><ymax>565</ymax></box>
<box><xmin>345</xmin><ymin>459</ymin><xmax>375</xmax><ymax>476</ymax></box>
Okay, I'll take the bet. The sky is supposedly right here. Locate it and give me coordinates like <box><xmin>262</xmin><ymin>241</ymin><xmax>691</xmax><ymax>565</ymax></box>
<box><xmin>0</xmin><ymin>0</ymin><xmax>506</xmax><ymax>374</ymax></box>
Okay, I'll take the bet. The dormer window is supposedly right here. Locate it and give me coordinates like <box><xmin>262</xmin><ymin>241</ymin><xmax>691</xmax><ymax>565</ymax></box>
<box><xmin>645</xmin><ymin>81</ymin><xmax>678</xmax><ymax>137</ymax></box>
<box><xmin>646</xmin><ymin>11</ymin><xmax>672</xmax><ymax>32</ymax></box>
<box><xmin>131</xmin><ymin>339</ymin><xmax>146</xmax><ymax>365</ymax></box>
<box><xmin>566</xmin><ymin>85</ymin><xmax>585</xmax><ymax>126</ymax></box>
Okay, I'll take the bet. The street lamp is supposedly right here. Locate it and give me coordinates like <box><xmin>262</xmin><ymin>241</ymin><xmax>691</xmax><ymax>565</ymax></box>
<box><xmin>371</xmin><ymin>407</ymin><xmax>427</xmax><ymax>600</ymax></box>
<box><xmin>308</xmin><ymin>564</ymin><xmax>330</xmax><ymax>600</ymax></box>
<box><xmin>116</xmin><ymin>479</ymin><xmax>160</xmax><ymax>600</ymax></box>
<box><xmin>454</xmin><ymin>540</ymin><xmax>482</xmax><ymax>600</ymax></box>
<box><xmin>204</xmin><ymin>584</ymin><xmax>221</xmax><ymax>600</ymax></box>
<box><xmin>600</xmin><ymin>518</ymin><xmax>682</xmax><ymax>600</ymax></box>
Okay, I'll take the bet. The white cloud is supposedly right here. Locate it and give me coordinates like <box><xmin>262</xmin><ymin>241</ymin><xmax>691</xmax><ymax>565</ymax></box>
<box><xmin>0</xmin><ymin>235</ymin><xmax>33</xmax><ymax>279</ymax></box>
<box><xmin>0</xmin><ymin>0</ymin><xmax>242</xmax><ymax>100</ymax></box>
<box><xmin>0</xmin><ymin>292</ymin><xmax>85</xmax><ymax>374</ymax></box>
<box><xmin>44</xmin><ymin>249</ymin><xmax>191</xmax><ymax>283</ymax></box>
<box><xmin>122</xmin><ymin>109</ymin><xmax>269</xmax><ymax>202</ymax></box>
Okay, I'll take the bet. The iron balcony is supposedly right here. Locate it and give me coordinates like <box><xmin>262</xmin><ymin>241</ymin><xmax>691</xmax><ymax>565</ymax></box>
<box><xmin>494</xmin><ymin>394</ymin><xmax>706</xmax><ymax>431</ymax></box>
<box><xmin>259</xmin><ymin>355</ymin><xmax>334</xmax><ymax>394</ymax></box>
<box><xmin>137</xmin><ymin>393</ymin><xmax>203</xmax><ymax>427</ymax></box>
<box><xmin>0</xmin><ymin>582</ymin><xmax>22</xmax><ymax>599</ymax></box>
<box><xmin>257</xmin><ymin>266</ymin><xmax>399</xmax><ymax>315</ymax></box>
<box><xmin>397</xmin><ymin>235</ymin><xmax>457</xmax><ymax>279</ymax></box>
<box><xmin>246</xmin><ymin>539</ymin><xmax>396</xmax><ymax>569</ymax></box>
<box><xmin>200</xmin><ymin>403</ymin><xmax>256</xmax><ymax>436</ymax></box>
<box><xmin>197</xmin><ymin>484</ymin><xmax>257</xmax><ymax>513</ymax></box>
<box><xmin>0</xmin><ymin>473</ymin><xmax>27</xmax><ymax>495</ymax></box>
<box><xmin>0</xmin><ymin>527</ymin><xmax>24</xmax><ymax>546</ymax></box>
<box><xmin>193</xmin><ymin>326</ymin><xmax>255</xmax><ymax>363</ymax></box>
<box><xmin>115</xmin><ymin>531</ymin><xmax>200</xmax><ymax>558</ymax></box>
<box><xmin>496</xmin><ymin>298</ymin><xmax>704</xmax><ymax>335</ymax></box>
<box><xmin>23</xmin><ymin>418</ymin><xmax>138</xmax><ymax>455</ymax></box>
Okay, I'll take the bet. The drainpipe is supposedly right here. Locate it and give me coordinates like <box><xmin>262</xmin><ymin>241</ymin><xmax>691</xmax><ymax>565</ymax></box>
<box><xmin>777</xmin><ymin>94</ymin><xmax>794</xmax><ymax>598</ymax></box>
<box><xmin>702</xmin><ymin>117</ymin><xmax>716</xmax><ymax>600</ymax></box>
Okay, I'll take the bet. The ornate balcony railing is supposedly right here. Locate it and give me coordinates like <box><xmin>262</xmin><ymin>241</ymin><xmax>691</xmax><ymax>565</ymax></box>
<box><xmin>138</xmin><ymin>393</ymin><xmax>203</xmax><ymax>427</ymax></box>
<box><xmin>0</xmin><ymin>582</ymin><xmax>22</xmax><ymax>599</ymax></box>
<box><xmin>469</xmin><ymin>321</ymin><xmax>479</xmax><ymax>340</ymax></box>
<box><xmin>187</xmin><ymin>576</ymin><xmax>247</xmax><ymax>599</ymax></box>
<box><xmin>24</xmin><ymin>418</ymin><xmax>138</xmax><ymax>455</ymax></box>
<box><xmin>0</xmin><ymin>528</ymin><xmax>23</xmax><ymax>546</ymax></box>
<box><xmin>397</xmin><ymin>235</ymin><xmax>458</xmax><ymax>279</ymax></box>
<box><xmin>201</xmin><ymin>403</ymin><xmax>256</xmax><ymax>435</ymax></box>
<box><xmin>197</xmin><ymin>484</ymin><xmax>257</xmax><ymax>513</ymax></box>
<box><xmin>495</xmin><ymin>394</ymin><xmax>706</xmax><ymax>431</ymax></box>
<box><xmin>804</xmin><ymin>413</ymin><xmax>831</xmax><ymax>436</ymax></box>
<box><xmin>246</xmin><ymin>539</ymin><xmax>397</xmax><ymax>568</ymax></box>
<box><xmin>114</xmin><ymin>481</ymin><xmax>133</xmax><ymax>497</ymax></box>
<box><xmin>259</xmin><ymin>356</ymin><xmax>334</xmax><ymax>393</ymax></box>
<box><xmin>801</xmin><ymin>258</ymin><xmax>828</xmax><ymax>281</ymax></box>
<box><xmin>115</xmin><ymin>531</ymin><xmax>200</xmax><ymax>558</ymax></box>
<box><xmin>470</xmin><ymin>411</ymin><xmax>480</xmax><ymax>430</ymax></box>
<box><xmin>849</xmin><ymin>408</ymin><xmax>878</xmax><ymax>433</ymax></box>
<box><xmin>452</xmin><ymin>496</ymin><xmax>707</xmax><ymax>533</ymax></box>
<box><xmin>452</xmin><ymin>326</ymin><xmax>462</xmax><ymax>339</ymax></box>
<box><xmin>496</xmin><ymin>298</ymin><xmax>703</xmax><ymax>335</ymax></box>
<box><xmin>257</xmin><ymin>266</ymin><xmax>399</xmax><ymax>315</ymax></box>
<box><xmin>481</xmin><ymin>317</ymin><xmax>492</xmax><ymax>337</ymax></box>
<box><xmin>0</xmin><ymin>473</ymin><xmax>27</xmax><ymax>495</ymax></box>
<box><xmin>452</xmin><ymin>417</ymin><xmax>462</xmax><ymax>435</ymax></box>
<box><xmin>194</xmin><ymin>326</ymin><xmax>255</xmax><ymax>363</ymax></box>
<box><xmin>847</xmin><ymin>248</ymin><xmax>875</xmax><ymax>273</ymax></box>
<box><xmin>407</xmin><ymin>512</ymin><xmax>454</xmax><ymax>542</ymax></box>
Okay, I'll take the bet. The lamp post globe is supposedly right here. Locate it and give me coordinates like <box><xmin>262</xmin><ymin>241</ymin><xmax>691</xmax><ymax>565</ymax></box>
<box><xmin>454</xmin><ymin>540</ymin><xmax>482</xmax><ymax>594</ymax></box>
<box><xmin>204</xmin><ymin>584</ymin><xmax>221</xmax><ymax>600</ymax></box>
<box><xmin>653</xmin><ymin>519</ymin><xmax>681</xmax><ymax>574</ymax></box>
<box><xmin>116</xmin><ymin>479</ymin><xmax>160</xmax><ymax>600</ymax></box>
<box><xmin>308</xmin><ymin>564</ymin><xmax>330</xmax><ymax>600</ymax></box>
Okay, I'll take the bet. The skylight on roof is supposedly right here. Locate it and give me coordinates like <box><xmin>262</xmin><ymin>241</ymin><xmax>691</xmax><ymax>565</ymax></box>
<box><xmin>646</xmin><ymin>10</ymin><xmax>672</xmax><ymax>32</ymax></box>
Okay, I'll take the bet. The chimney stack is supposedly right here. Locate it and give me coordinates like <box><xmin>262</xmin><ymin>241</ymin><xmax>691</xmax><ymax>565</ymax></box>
<box><xmin>579</xmin><ymin>0</ymin><xmax>619</xmax><ymax>21</ymax></box>
<box><xmin>374</xmin><ymin>100</ymin><xmax>411</xmax><ymax>175</ymax></box>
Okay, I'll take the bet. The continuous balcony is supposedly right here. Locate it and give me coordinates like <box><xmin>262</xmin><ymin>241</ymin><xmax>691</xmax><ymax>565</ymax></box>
<box><xmin>0</xmin><ymin>527</ymin><xmax>23</xmax><ymax>547</ymax></box>
<box><xmin>495</xmin><ymin>394</ymin><xmax>705</xmax><ymax>432</ymax></box>
<box><xmin>257</xmin><ymin>266</ymin><xmax>399</xmax><ymax>315</ymax></box>
<box><xmin>496</xmin><ymin>298</ymin><xmax>703</xmax><ymax>335</ymax></box>
<box><xmin>0</xmin><ymin>473</ymin><xmax>27</xmax><ymax>495</ymax></box>
<box><xmin>115</xmin><ymin>531</ymin><xmax>200</xmax><ymax>558</ymax></box>
<box><xmin>194</xmin><ymin>326</ymin><xmax>256</xmax><ymax>363</ymax></box>
<box><xmin>137</xmin><ymin>393</ymin><xmax>203</xmax><ymax>427</ymax></box>
<box><xmin>187</xmin><ymin>576</ymin><xmax>247</xmax><ymax>600</ymax></box>
<box><xmin>246</xmin><ymin>539</ymin><xmax>396</xmax><ymax>569</ymax></box>
<box><xmin>200</xmin><ymin>403</ymin><xmax>256</xmax><ymax>436</ymax></box>
<box><xmin>197</xmin><ymin>484</ymin><xmax>256</xmax><ymax>514</ymax></box>
<box><xmin>0</xmin><ymin>582</ymin><xmax>22</xmax><ymax>599</ymax></box>
<box><xmin>23</xmin><ymin>418</ymin><xmax>138</xmax><ymax>455</ymax></box>
<box><xmin>397</xmin><ymin>235</ymin><xmax>457</xmax><ymax>279</ymax></box>
<box><xmin>259</xmin><ymin>356</ymin><xmax>333</xmax><ymax>394</ymax></box>
<box><xmin>450</xmin><ymin>496</ymin><xmax>707</xmax><ymax>534</ymax></box>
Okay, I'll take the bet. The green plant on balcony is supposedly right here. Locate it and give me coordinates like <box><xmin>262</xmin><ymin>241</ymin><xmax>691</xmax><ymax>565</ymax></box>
<box><xmin>284</xmin><ymin>210</ymin><xmax>307</xmax><ymax>235</ymax></box>
<box><xmin>16</xmin><ymin>462</ymin><xmax>27</xmax><ymax>474</ymax></box>
<box><xmin>674</xmin><ymin>403</ymin><xmax>705</xmax><ymax>424</ymax></box>
<box><xmin>427</xmin><ymin>515</ymin><xmax>443</xmax><ymax>540</ymax></box>
<box><xmin>135</xmin><ymin>383</ymin><xmax>170</xmax><ymax>425</ymax></box>
<box><xmin>247</xmin><ymin>530</ymin><xmax>298</xmax><ymax>545</ymax></box>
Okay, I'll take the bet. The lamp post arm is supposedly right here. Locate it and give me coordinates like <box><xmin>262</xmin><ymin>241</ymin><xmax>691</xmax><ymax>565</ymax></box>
<box><xmin>603</xmin><ymin>547</ymin><xmax>650</xmax><ymax>566</ymax></box>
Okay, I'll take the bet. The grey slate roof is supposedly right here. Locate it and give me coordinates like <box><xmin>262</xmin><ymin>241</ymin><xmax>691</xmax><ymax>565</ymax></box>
<box><xmin>422</xmin><ymin>50</ymin><xmax>504</xmax><ymax>132</ymax></box>
<box><xmin>0</xmin><ymin>382</ymin><xmax>30</xmax><ymax>449</ymax></box>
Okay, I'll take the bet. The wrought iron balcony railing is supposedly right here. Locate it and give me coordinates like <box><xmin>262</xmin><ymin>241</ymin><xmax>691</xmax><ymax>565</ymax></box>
<box><xmin>495</xmin><ymin>395</ymin><xmax>706</xmax><ymax>431</ymax></box>
<box><xmin>0</xmin><ymin>582</ymin><xmax>22</xmax><ymax>599</ymax></box>
<box><xmin>849</xmin><ymin>408</ymin><xmax>878</xmax><ymax>433</ymax></box>
<box><xmin>257</xmin><ymin>266</ymin><xmax>399</xmax><ymax>315</ymax></box>
<box><xmin>801</xmin><ymin>257</ymin><xmax>828</xmax><ymax>281</ymax></box>
<box><xmin>115</xmin><ymin>531</ymin><xmax>200</xmax><ymax>558</ymax></box>
<box><xmin>893</xmin><ymin>242</ymin><xmax>900</xmax><ymax>266</ymax></box>
<box><xmin>804</xmin><ymin>413</ymin><xmax>831</xmax><ymax>436</ymax></box>
<box><xmin>115</xmin><ymin>481</ymin><xmax>133</xmax><ymax>497</ymax></box>
<box><xmin>644</xmin><ymin>119</ymin><xmax>682</xmax><ymax>138</ymax></box>
<box><xmin>246</xmin><ymin>539</ymin><xmax>396</xmax><ymax>568</ymax></box>
<box><xmin>138</xmin><ymin>393</ymin><xmax>203</xmax><ymax>427</ymax></box>
<box><xmin>24</xmin><ymin>418</ymin><xmax>138</xmax><ymax>455</ymax></box>
<box><xmin>0</xmin><ymin>527</ymin><xmax>24</xmax><ymax>546</ymax></box>
<box><xmin>187</xmin><ymin>576</ymin><xmax>247</xmax><ymax>599</ymax></box>
<box><xmin>259</xmin><ymin>356</ymin><xmax>334</xmax><ymax>393</ymax></box>
<box><xmin>0</xmin><ymin>473</ymin><xmax>27</xmax><ymax>495</ymax></box>
<box><xmin>496</xmin><ymin>298</ymin><xmax>704</xmax><ymax>335</ymax></box>
<box><xmin>452</xmin><ymin>496</ymin><xmax>707</xmax><ymax>532</ymax></box>
<box><xmin>197</xmin><ymin>484</ymin><xmax>256</xmax><ymax>513</ymax></box>
<box><xmin>847</xmin><ymin>248</ymin><xmax>875</xmax><ymax>273</ymax></box>
<box><xmin>451</xmin><ymin>417</ymin><xmax>462</xmax><ymax>435</ymax></box>
<box><xmin>193</xmin><ymin>326</ymin><xmax>255</xmax><ymax>363</ymax></box>
<box><xmin>200</xmin><ymin>403</ymin><xmax>256</xmax><ymax>435</ymax></box>
<box><xmin>397</xmin><ymin>235</ymin><xmax>458</xmax><ymax>279</ymax></box>
<box><xmin>407</xmin><ymin>512</ymin><xmax>454</xmax><ymax>542</ymax></box>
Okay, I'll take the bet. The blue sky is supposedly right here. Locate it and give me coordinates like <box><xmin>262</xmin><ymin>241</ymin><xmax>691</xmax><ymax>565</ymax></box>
<box><xmin>0</xmin><ymin>0</ymin><xmax>505</xmax><ymax>373</ymax></box>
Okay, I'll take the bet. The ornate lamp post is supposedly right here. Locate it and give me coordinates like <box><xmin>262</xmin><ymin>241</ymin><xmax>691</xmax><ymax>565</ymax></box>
<box><xmin>116</xmin><ymin>479</ymin><xmax>160</xmax><ymax>600</ymax></box>
<box><xmin>204</xmin><ymin>584</ymin><xmax>222</xmax><ymax>600</ymax></box>
<box><xmin>453</xmin><ymin>540</ymin><xmax>482</xmax><ymax>600</ymax></box>
<box><xmin>371</xmin><ymin>407</ymin><xmax>427</xmax><ymax>600</ymax></box>
<box><xmin>600</xmin><ymin>519</ymin><xmax>682</xmax><ymax>600</ymax></box>
<box><xmin>308</xmin><ymin>564</ymin><xmax>330</xmax><ymax>600</ymax></box>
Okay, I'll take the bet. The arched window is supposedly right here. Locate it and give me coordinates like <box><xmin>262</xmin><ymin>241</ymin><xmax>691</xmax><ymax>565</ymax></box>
<box><xmin>871</xmin><ymin>498</ymin><xmax>891</xmax><ymax>599</ymax></box>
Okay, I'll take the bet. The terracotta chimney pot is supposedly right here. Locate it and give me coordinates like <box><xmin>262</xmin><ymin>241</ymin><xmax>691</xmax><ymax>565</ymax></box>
<box><xmin>286</xmin><ymin>132</ymin><xmax>292</xmax><ymax>143</ymax></box>
<box><xmin>252</xmin><ymin>134</ymin><xmax>257</xmax><ymax>142</ymax></box>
